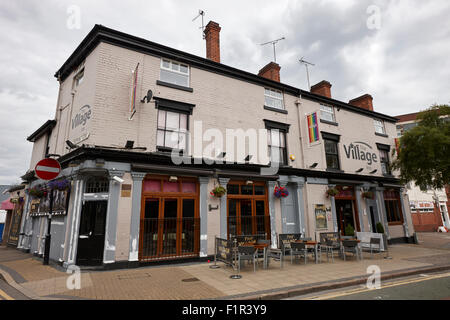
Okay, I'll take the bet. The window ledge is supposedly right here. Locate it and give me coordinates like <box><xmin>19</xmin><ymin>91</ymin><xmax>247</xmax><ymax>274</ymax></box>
<box><xmin>320</xmin><ymin>119</ymin><xmax>339</xmax><ymax>126</ymax></box>
<box><xmin>156</xmin><ymin>146</ymin><xmax>186</xmax><ymax>154</ymax></box>
<box><xmin>264</xmin><ymin>105</ymin><xmax>288</xmax><ymax>114</ymax></box>
<box><xmin>375</xmin><ymin>132</ymin><xmax>389</xmax><ymax>138</ymax></box>
<box><xmin>156</xmin><ymin>80</ymin><xmax>193</xmax><ymax>93</ymax></box>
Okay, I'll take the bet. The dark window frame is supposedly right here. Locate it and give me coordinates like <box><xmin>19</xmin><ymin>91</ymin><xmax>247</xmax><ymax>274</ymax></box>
<box><xmin>264</xmin><ymin>120</ymin><xmax>290</xmax><ymax>166</ymax></box>
<box><xmin>321</xmin><ymin>132</ymin><xmax>341</xmax><ymax>171</ymax></box>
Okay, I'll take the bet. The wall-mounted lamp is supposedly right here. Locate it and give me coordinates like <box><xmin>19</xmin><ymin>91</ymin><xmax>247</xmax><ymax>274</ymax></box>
<box><xmin>290</xmin><ymin>154</ymin><xmax>296</xmax><ymax>161</ymax></box>
<box><xmin>169</xmin><ymin>176</ymin><xmax>178</xmax><ymax>182</ymax></box>
<box><xmin>246</xmin><ymin>180</ymin><xmax>253</xmax><ymax>185</ymax></box>
<box><xmin>309</xmin><ymin>163</ymin><xmax>318</xmax><ymax>168</ymax></box>
<box><xmin>244</xmin><ymin>155</ymin><xmax>253</xmax><ymax>162</ymax></box>
<box><xmin>217</xmin><ymin>152</ymin><xmax>226</xmax><ymax>158</ymax></box>
<box><xmin>370</xmin><ymin>169</ymin><xmax>377</xmax><ymax>174</ymax></box>
<box><xmin>125</xmin><ymin>140</ymin><xmax>134</xmax><ymax>149</ymax></box>
<box><xmin>66</xmin><ymin>140</ymin><xmax>78</xmax><ymax>149</ymax></box>
<box><xmin>355</xmin><ymin>168</ymin><xmax>363</xmax><ymax>173</ymax></box>
<box><xmin>113</xmin><ymin>176</ymin><xmax>124</xmax><ymax>183</ymax></box>
<box><xmin>208</xmin><ymin>204</ymin><xmax>219</xmax><ymax>211</ymax></box>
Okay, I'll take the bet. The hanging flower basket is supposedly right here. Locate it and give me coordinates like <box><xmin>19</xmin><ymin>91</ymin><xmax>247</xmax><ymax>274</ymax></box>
<box><xmin>210</xmin><ymin>186</ymin><xmax>226</xmax><ymax>198</ymax></box>
<box><xmin>48</xmin><ymin>179</ymin><xmax>70</xmax><ymax>191</ymax></box>
<box><xmin>28</xmin><ymin>186</ymin><xmax>46</xmax><ymax>198</ymax></box>
<box><xmin>326</xmin><ymin>187</ymin><xmax>339</xmax><ymax>198</ymax></box>
<box><xmin>362</xmin><ymin>191</ymin><xmax>374</xmax><ymax>199</ymax></box>
<box><xmin>274</xmin><ymin>186</ymin><xmax>289</xmax><ymax>198</ymax></box>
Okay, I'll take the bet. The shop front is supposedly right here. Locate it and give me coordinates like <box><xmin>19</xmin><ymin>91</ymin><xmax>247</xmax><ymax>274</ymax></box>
<box><xmin>226</xmin><ymin>180</ymin><xmax>270</xmax><ymax>239</ymax></box>
<box><xmin>139</xmin><ymin>175</ymin><xmax>200</xmax><ymax>261</ymax></box>
<box><xmin>334</xmin><ymin>186</ymin><xmax>360</xmax><ymax>236</ymax></box>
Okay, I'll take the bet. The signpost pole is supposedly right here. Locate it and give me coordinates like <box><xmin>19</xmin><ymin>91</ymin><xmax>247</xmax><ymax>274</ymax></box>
<box><xmin>43</xmin><ymin>188</ymin><xmax>54</xmax><ymax>265</ymax></box>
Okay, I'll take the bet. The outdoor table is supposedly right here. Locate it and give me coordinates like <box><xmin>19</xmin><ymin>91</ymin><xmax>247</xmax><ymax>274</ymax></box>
<box><xmin>293</xmin><ymin>240</ymin><xmax>319</xmax><ymax>264</ymax></box>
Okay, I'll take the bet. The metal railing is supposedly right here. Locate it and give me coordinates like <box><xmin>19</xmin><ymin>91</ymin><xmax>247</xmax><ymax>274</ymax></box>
<box><xmin>227</xmin><ymin>215</ymin><xmax>270</xmax><ymax>239</ymax></box>
<box><xmin>140</xmin><ymin>217</ymin><xmax>200</xmax><ymax>260</ymax></box>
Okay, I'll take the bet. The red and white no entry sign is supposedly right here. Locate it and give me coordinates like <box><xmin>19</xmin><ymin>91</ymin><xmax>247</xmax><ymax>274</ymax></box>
<box><xmin>35</xmin><ymin>158</ymin><xmax>61</xmax><ymax>181</ymax></box>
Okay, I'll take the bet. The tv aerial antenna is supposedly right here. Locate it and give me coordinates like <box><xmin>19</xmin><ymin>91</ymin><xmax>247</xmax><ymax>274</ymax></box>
<box><xmin>299</xmin><ymin>57</ymin><xmax>315</xmax><ymax>90</ymax></box>
<box><xmin>260</xmin><ymin>37</ymin><xmax>285</xmax><ymax>62</ymax></box>
<box><xmin>192</xmin><ymin>9</ymin><xmax>206</xmax><ymax>39</ymax></box>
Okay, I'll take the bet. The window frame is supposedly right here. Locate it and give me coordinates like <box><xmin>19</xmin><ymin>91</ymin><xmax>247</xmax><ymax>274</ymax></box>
<box><xmin>264</xmin><ymin>88</ymin><xmax>285</xmax><ymax>111</ymax></box>
<box><xmin>72</xmin><ymin>68</ymin><xmax>84</xmax><ymax>89</ymax></box>
<box><xmin>159</xmin><ymin>58</ymin><xmax>190</xmax><ymax>88</ymax></box>
<box><xmin>156</xmin><ymin>109</ymin><xmax>189</xmax><ymax>152</ymax></box>
<box><xmin>267</xmin><ymin>128</ymin><xmax>288</xmax><ymax>165</ymax></box>
<box><xmin>374</xmin><ymin>119</ymin><xmax>386</xmax><ymax>135</ymax></box>
<box><xmin>383</xmin><ymin>190</ymin><xmax>404</xmax><ymax>225</ymax></box>
<box><xmin>319</xmin><ymin>104</ymin><xmax>336</xmax><ymax>123</ymax></box>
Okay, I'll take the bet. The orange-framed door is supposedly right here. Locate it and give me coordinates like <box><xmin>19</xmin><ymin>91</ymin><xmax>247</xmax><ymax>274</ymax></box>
<box><xmin>227</xmin><ymin>198</ymin><xmax>269</xmax><ymax>238</ymax></box>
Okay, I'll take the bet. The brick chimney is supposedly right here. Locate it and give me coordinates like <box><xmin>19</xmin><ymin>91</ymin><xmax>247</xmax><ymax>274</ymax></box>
<box><xmin>349</xmin><ymin>94</ymin><xmax>374</xmax><ymax>111</ymax></box>
<box><xmin>204</xmin><ymin>21</ymin><xmax>221</xmax><ymax>63</ymax></box>
<box><xmin>310</xmin><ymin>80</ymin><xmax>332</xmax><ymax>98</ymax></box>
<box><xmin>258</xmin><ymin>62</ymin><xmax>281</xmax><ymax>82</ymax></box>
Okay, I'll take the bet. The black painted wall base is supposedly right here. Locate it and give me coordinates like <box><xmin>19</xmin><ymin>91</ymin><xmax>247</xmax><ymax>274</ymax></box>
<box><xmin>388</xmin><ymin>236</ymin><xmax>417</xmax><ymax>245</ymax></box>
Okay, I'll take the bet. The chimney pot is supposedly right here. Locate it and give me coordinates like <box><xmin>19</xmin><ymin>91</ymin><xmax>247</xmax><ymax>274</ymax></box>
<box><xmin>204</xmin><ymin>21</ymin><xmax>221</xmax><ymax>63</ymax></box>
<box><xmin>310</xmin><ymin>80</ymin><xmax>332</xmax><ymax>98</ymax></box>
<box><xmin>258</xmin><ymin>62</ymin><xmax>281</xmax><ymax>82</ymax></box>
<box><xmin>349</xmin><ymin>94</ymin><xmax>374</xmax><ymax>111</ymax></box>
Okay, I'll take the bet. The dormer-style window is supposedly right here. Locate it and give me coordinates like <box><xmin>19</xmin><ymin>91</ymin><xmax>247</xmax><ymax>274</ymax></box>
<box><xmin>374</xmin><ymin>119</ymin><xmax>386</xmax><ymax>135</ymax></box>
<box><xmin>320</xmin><ymin>104</ymin><xmax>336</xmax><ymax>123</ymax></box>
<box><xmin>160</xmin><ymin>59</ymin><xmax>189</xmax><ymax>87</ymax></box>
<box><xmin>264</xmin><ymin>88</ymin><xmax>284</xmax><ymax>110</ymax></box>
<box><xmin>73</xmin><ymin>68</ymin><xmax>84</xmax><ymax>88</ymax></box>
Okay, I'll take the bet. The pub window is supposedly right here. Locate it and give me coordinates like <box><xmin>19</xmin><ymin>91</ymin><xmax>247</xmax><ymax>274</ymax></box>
<box><xmin>384</xmin><ymin>190</ymin><xmax>403</xmax><ymax>224</ymax></box>
<box><xmin>374</xmin><ymin>119</ymin><xmax>386</xmax><ymax>135</ymax></box>
<box><xmin>320</xmin><ymin>104</ymin><xmax>335</xmax><ymax>122</ymax></box>
<box><xmin>73</xmin><ymin>68</ymin><xmax>84</xmax><ymax>89</ymax></box>
<box><xmin>267</xmin><ymin>128</ymin><xmax>287</xmax><ymax>165</ymax></box>
<box><xmin>377</xmin><ymin>143</ymin><xmax>391</xmax><ymax>175</ymax></box>
<box><xmin>160</xmin><ymin>59</ymin><xmax>189</xmax><ymax>87</ymax></box>
<box><xmin>379</xmin><ymin>150</ymin><xmax>390</xmax><ymax>175</ymax></box>
<box><xmin>157</xmin><ymin>109</ymin><xmax>188</xmax><ymax>150</ymax></box>
<box><xmin>264</xmin><ymin>88</ymin><xmax>284</xmax><ymax>110</ymax></box>
<box><xmin>85</xmin><ymin>177</ymin><xmax>109</xmax><ymax>193</ymax></box>
<box><xmin>324</xmin><ymin>139</ymin><xmax>340</xmax><ymax>170</ymax></box>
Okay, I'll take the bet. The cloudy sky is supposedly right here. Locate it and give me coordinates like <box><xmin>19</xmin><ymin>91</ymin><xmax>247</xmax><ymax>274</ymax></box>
<box><xmin>0</xmin><ymin>0</ymin><xmax>449</xmax><ymax>185</ymax></box>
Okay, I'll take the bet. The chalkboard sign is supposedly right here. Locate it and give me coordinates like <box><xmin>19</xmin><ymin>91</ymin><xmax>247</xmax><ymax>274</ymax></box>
<box><xmin>231</xmin><ymin>234</ymin><xmax>266</xmax><ymax>247</ymax></box>
<box><xmin>278</xmin><ymin>233</ymin><xmax>303</xmax><ymax>252</ymax></box>
<box><xmin>215</xmin><ymin>237</ymin><xmax>233</xmax><ymax>265</ymax></box>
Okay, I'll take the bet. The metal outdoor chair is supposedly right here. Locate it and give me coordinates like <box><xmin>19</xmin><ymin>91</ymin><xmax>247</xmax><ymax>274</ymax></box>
<box><xmin>266</xmin><ymin>248</ymin><xmax>284</xmax><ymax>269</ymax></box>
<box><xmin>255</xmin><ymin>239</ymin><xmax>271</xmax><ymax>265</ymax></box>
<box><xmin>323</xmin><ymin>239</ymin><xmax>341</xmax><ymax>262</ymax></box>
<box><xmin>342</xmin><ymin>240</ymin><xmax>360</xmax><ymax>261</ymax></box>
<box><xmin>290</xmin><ymin>242</ymin><xmax>308</xmax><ymax>264</ymax></box>
<box><xmin>237</xmin><ymin>246</ymin><xmax>258</xmax><ymax>272</ymax></box>
<box><xmin>369</xmin><ymin>237</ymin><xmax>382</xmax><ymax>258</ymax></box>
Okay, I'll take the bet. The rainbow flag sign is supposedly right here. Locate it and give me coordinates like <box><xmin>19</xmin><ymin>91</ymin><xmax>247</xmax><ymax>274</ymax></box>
<box><xmin>307</xmin><ymin>112</ymin><xmax>320</xmax><ymax>144</ymax></box>
<box><xmin>129</xmin><ymin>63</ymin><xmax>139</xmax><ymax>120</ymax></box>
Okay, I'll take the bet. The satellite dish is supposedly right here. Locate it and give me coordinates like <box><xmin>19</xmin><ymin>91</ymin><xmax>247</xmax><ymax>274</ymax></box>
<box><xmin>141</xmin><ymin>90</ymin><xmax>153</xmax><ymax>103</ymax></box>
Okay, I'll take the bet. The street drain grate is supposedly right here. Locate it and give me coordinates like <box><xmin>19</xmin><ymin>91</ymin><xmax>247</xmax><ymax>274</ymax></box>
<box><xmin>117</xmin><ymin>273</ymin><xmax>151</xmax><ymax>280</ymax></box>
<box><xmin>182</xmin><ymin>277</ymin><xmax>200</xmax><ymax>282</ymax></box>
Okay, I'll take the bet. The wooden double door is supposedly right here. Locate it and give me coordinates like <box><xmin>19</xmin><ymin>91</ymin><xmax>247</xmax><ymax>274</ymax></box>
<box><xmin>140</xmin><ymin>197</ymin><xmax>199</xmax><ymax>260</ymax></box>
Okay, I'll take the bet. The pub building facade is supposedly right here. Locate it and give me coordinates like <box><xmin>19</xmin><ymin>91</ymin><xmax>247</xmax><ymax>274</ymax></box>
<box><xmin>15</xmin><ymin>22</ymin><xmax>415</xmax><ymax>268</ymax></box>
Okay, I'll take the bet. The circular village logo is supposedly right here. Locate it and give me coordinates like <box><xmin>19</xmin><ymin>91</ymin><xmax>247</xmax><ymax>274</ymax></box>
<box><xmin>71</xmin><ymin>105</ymin><xmax>91</xmax><ymax>144</ymax></box>
<box><xmin>343</xmin><ymin>141</ymin><xmax>378</xmax><ymax>168</ymax></box>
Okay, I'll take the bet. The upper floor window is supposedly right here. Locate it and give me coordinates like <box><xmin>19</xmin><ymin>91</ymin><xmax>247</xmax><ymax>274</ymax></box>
<box><xmin>324</xmin><ymin>139</ymin><xmax>340</xmax><ymax>170</ymax></box>
<box><xmin>374</xmin><ymin>119</ymin><xmax>386</xmax><ymax>135</ymax></box>
<box><xmin>160</xmin><ymin>59</ymin><xmax>189</xmax><ymax>87</ymax></box>
<box><xmin>320</xmin><ymin>104</ymin><xmax>335</xmax><ymax>122</ymax></box>
<box><xmin>379</xmin><ymin>149</ymin><xmax>391</xmax><ymax>175</ymax></box>
<box><xmin>267</xmin><ymin>128</ymin><xmax>287</xmax><ymax>165</ymax></box>
<box><xmin>156</xmin><ymin>109</ymin><xmax>188</xmax><ymax>150</ymax></box>
<box><xmin>264</xmin><ymin>89</ymin><xmax>284</xmax><ymax>110</ymax></box>
<box><xmin>73</xmin><ymin>69</ymin><xmax>84</xmax><ymax>88</ymax></box>
<box><xmin>322</xmin><ymin>132</ymin><xmax>341</xmax><ymax>171</ymax></box>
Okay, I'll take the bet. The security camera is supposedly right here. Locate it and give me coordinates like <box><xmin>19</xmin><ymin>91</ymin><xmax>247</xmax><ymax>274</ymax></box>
<box><xmin>113</xmin><ymin>176</ymin><xmax>124</xmax><ymax>183</ymax></box>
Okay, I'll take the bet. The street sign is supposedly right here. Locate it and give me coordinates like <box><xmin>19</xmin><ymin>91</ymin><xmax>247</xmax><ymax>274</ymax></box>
<box><xmin>35</xmin><ymin>158</ymin><xmax>61</xmax><ymax>181</ymax></box>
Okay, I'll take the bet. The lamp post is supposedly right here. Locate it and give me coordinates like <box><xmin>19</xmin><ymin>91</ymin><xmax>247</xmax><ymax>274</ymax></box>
<box><xmin>43</xmin><ymin>188</ymin><xmax>54</xmax><ymax>265</ymax></box>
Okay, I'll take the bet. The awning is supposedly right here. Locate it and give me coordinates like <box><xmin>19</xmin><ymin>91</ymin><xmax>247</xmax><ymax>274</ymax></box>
<box><xmin>0</xmin><ymin>199</ymin><xmax>14</xmax><ymax>210</ymax></box>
